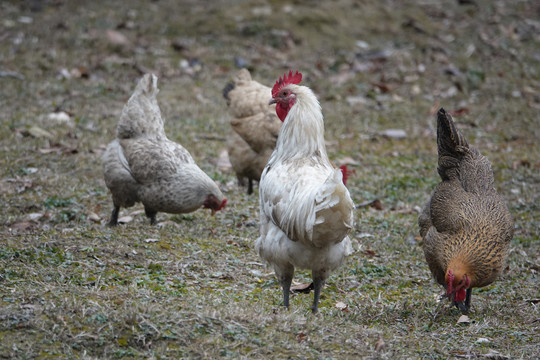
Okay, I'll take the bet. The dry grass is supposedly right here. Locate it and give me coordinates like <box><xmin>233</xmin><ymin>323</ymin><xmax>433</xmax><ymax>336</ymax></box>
<box><xmin>1</xmin><ymin>0</ymin><xmax>539</xmax><ymax>358</ymax></box>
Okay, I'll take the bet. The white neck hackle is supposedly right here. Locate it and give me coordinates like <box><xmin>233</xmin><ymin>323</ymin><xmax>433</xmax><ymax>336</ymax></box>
<box><xmin>273</xmin><ymin>85</ymin><xmax>330</xmax><ymax>162</ymax></box>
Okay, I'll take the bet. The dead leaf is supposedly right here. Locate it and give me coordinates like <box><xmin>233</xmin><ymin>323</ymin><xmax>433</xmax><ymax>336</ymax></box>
<box><xmin>379</xmin><ymin>129</ymin><xmax>407</xmax><ymax>139</ymax></box>
<box><xmin>106</xmin><ymin>29</ymin><xmax>129</xmax><ymax>46</ymax></box>
<box><xmin>11</xmin><ymin>221</ymin><xmax>36</xmax><ymax>232</ymax></box>
<box><xmin>335</xmin><ymin>301</ymin><xmax>348</xmax><ymax>311</ymax></box>
<box><xmin>374</xmin><ymin>337</ymin><xmax>385</xmax><ymax>351</ymax></box>
<box><xmin>475</xmin><ymin>338</ymin><xmax>490</xmax><ymax>344</ymax></box>
<box><xmin>27</xmin><ymin>213</ymin><xmax>44</xmax><ymax>222</ymax></box>
<box><xmin>216</xmin><ymin>148</ymin><xmax>232</xmax><ymax>171</ymax></box>
<box><xmin>449</xmin><ymin>107</ymin><xmax>470</xmax><ymax>116</ymax></box>
<box><xmin>291</xmin><ymin>282</ymin><xmax>313</xmax><ymax>293</ymax></box>
<box><xmin>457</xmin><ymin>315</ymin><xmax>470</xmax><ymax>324</ymax></box>
<box><xmin>88</xmin><ymin>212</ymin><xmax>101</xmax><ymax>222</ymax></box>
<box><xmin>482</xmin><ymin>349</ymin><xmax>509</xmax><ymax>359</ymax></box>
<box><xmin>23</xmin><ymin>126</ymin><xmax>54</xmax><ymax>139</ymax></box>
<box><xmin>296</xmin><ymin>331</ymin><xmax>307</xmax><ymax>343</ymax></box>
<box><xmin>336</xmin><ymin>156</ymin><xmax>360</xmax><ymax>166</ymax></box>
<box><xmin>363</xmin><ymin>249</ymin><xmax>378</xmax><ymax>257</ymax></box>
<box><xmin>117</xmin><ymin>216</ymin><xmax>133</xmax><ymax>224</ymax></box>
<box><xmin>39</xmin><ymin>144</ymin><xmax>78</xmax><ymax>154</ymax></box>
<box><xmin>356</xmin><ymin>199</ymin><xmax>383</xmax><ymax>210</ymax></box>
<box><xmin>47</xmin><ymin>111</ymin><xmax>71</xmax><ymax>124</ymax></box>
<box><xmin>371</xmin><ymin>81</ymin><xmax>397</xmax><ymax>93</ymax></box>
<box><xmin>157</xmin><ymin>220</ymin><xmax>181</xmax><ymax>229</ymax></box>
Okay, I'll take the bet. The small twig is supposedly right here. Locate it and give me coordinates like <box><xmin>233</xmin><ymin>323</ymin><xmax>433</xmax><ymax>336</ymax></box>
<box><xmin>194</xmin><ymin>134</ymin><xmax>227</xmax><ymax>141</ymax></box>
<box><xmin>0</xmin><ymin>70</ymin><xmax>24</xmax><ymax>80</ymax></box>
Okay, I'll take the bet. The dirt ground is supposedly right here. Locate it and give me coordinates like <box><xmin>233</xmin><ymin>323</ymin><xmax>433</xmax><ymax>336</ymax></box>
<box><xmin>1</xmin><ymin>0</ymin><xmax>539</xmax><ymax>358</ymax></box>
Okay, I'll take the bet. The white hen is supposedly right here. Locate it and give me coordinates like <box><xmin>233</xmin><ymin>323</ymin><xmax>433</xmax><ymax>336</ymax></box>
<box><xmin>103</xmin><ymin>74</ymin><xmax>226</xmax><ymax>226</ymax></box>
<box><xmin>256</xmin><ymin>71</ymin><xmax>354</xmax><ymax>313</ymax></box>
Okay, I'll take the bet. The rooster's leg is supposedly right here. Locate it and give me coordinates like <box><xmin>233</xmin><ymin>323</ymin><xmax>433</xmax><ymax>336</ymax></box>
<box><xmin>311</xmin><ymin>275</ymin><xmax>326</xmax><ymax>314</ymax></box>
<box><xmin>276</xmin><ymin>264</ymin><xmax>294</xmax><ymax>309</ymax></box>
<box><xmin>145</xmin><ymin>208</ymin><xmax>157</xmax><ymax>225</ymax></box>
<box><xmin>108</xmin><ymin>206</ymin><xmax>120</xmax><ymax>227</ymax></box>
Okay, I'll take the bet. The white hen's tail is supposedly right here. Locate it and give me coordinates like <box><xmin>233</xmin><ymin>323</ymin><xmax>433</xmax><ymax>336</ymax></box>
<box><xmin>116</xmin><ymin>74</ymin><xmax>165</xmax><ymax>140</ymax></box>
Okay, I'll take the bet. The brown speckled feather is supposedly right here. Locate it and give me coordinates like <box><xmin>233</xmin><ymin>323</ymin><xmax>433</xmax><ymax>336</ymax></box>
<box><xmin>223</xmin><ymin>69</ymin><xmax>282</xmax><ymax>192</ymax></box>
<box><xmin>419</xmin><ymin>108</ymin><xmax>514</xmax><ymax>289</ymax></box>
<box><xmin>103</xmin><ymin>74</ymin><xmax>225</xmax><ymax>224</ymax></box>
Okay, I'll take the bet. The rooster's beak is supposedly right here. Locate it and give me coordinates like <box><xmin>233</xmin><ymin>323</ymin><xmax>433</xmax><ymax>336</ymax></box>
<box><xmin>269</xmin><ymin>98</ymin><xmax>277</xmax><ymax>105</ymax></box>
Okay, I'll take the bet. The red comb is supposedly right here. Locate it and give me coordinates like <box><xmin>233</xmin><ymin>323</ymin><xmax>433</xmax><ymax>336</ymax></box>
<box><xmin>272</xmin><ymin>70</ymin><xmax>302</xmax><ymax>97</ymax></box>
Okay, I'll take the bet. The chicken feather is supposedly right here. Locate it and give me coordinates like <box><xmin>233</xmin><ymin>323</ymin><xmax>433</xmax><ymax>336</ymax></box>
<box><xmin>256</xmin><ymin>77</ymin><xmax>354</xmax><ymax>313</ymax></box>
<box><xmin>103</xmin><ymin>74</ymin><xmax>226</xmax><ymax>226</ymax></box>
<box><xmin>419</xmin><ymin>108</ymin><xmax>514</xmax><ymax>314</ymax></box>
<box><xmin>223</xmin><ymin>69</ymin><xmax>282</xmax><ymax>194</ymax></box>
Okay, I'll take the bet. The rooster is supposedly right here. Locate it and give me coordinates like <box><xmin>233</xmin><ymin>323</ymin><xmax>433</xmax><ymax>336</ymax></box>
<box><xmin>223</xmin><ymin>69</ymin><xmax>282</xmax><ymax>194</ymax></box>
<box><xmin>103</xmin><ymin>74</ymin><xmax>227</xmax><ymax>226</ymax></box>
<box><xmin>256</xmin><ymin>70</ymin><xmax>354</xmax><ymax>313</ymax></box>
<box><xmin>419</xmin><ymin>108</ymin><xmax>514</xmax><ymax>314</ymax></box>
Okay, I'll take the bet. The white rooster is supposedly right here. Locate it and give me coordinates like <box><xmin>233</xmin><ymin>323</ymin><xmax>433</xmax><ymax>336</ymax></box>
<box><xmin>256</xmin><ymin>70</ymin><xmax>354</xmax><ymax>313</ymax></box>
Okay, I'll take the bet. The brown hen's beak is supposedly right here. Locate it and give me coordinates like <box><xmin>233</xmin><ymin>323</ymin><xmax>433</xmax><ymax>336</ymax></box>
<box><xmin>269</xmin><ymin>98</ymin><xmax>277</xmax><ymax>105</ymax></box>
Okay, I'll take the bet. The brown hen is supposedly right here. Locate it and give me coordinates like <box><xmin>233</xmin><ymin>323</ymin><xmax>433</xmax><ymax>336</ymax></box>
<box><xmin>223</xmin><ymin>69</ymin><xmax>282</xmax><ymax>194</ymax></box>
<box><xmin>419</xmin><ymin>108</ymin><xmax>514</xmax><ymax>314</ymax></box>
<box><xmin>418</xmin><ymin>108</ymin><xmax>514</xmax><ymax>313</ymax></box>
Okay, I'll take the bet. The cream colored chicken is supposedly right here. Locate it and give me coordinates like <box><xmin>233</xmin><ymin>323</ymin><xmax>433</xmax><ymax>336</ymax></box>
<box><xmin>256</xmin><ymin>70</ymin><xmax>354</xmax><ymax>313</ymax></box>
<box><xmin>103</xmin><ymin>74</ymin><xmax>226</xmax><ymax>226</ymax></box>
<box><xmin>223</xmin><ymin>69</ymin><xmax>282</xmax><ymax>194</ymax></box>
<box><xmin>419</xmin><ymin>108</ymin><xmax>514</xmax><ymax>314</ymax></box>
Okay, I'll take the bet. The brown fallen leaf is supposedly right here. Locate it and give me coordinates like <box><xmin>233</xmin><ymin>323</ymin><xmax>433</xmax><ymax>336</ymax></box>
<box><xmin>335</xmin><ymin>301</ymin><xmax>348</xmax><ymax>311</ymax></box>
<box><xmin>11</xmin><ymin>221</ymin><xmax>36</xmax><ymax>232</ymax></box>
<box><xmin>88</xmin><ymin>212</ymin><xmax>101</xmax><ymax>223</ymax></box>
<box><xmin>39</xmin><ymin>144</ymin><xmax>78</xmax><ymax>154</ymax></box>
<box><xmin>291</xmin><ymin>282</ymin><xmax>313</xmax><ymax>293</ymax></box>
<box><xmin>106</xmin><ymin>29</ymin><xmax>129</xmax><ymax>46</ymax></box>
<box><xmin>374</xmin><ymin>337</ymin><xmax>385</xmax><ymax>351</ymax></box>
<box><xmin>356</xmin><ymin>199</ymin><xmax>383</xmax><ymax>210</ymax></box>
<box><xmin>363</xmin><ymin>249</ymin><xmax>378</xmax><ymax>257</ymax></box>
<box><xmin>296</xmin><ymin>331</ymin><xmax>307</xmax><ymax>343</ymax></box>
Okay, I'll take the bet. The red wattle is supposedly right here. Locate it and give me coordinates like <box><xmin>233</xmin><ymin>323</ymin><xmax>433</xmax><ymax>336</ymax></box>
<box><xmin>276</xmin><ymin>104</ymin><xmax>288</xmax><ymax>122</ymax></box>
<box><xmin>454</xmin><ymin>288</ymin><xmax>466</xmax><ymax>302</ymax></box>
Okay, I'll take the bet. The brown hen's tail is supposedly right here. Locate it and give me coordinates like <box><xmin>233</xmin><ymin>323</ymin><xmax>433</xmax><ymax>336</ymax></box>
<box><xmin>436</xmin><ymin>108</ymin><xmax>470</xmax><ymax>181</ymax></box>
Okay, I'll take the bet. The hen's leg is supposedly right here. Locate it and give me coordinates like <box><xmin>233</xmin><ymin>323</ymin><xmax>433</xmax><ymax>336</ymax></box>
<box><xmin>108</xmin><ymin>206</ymin><xmax>120</xmax><ymax>227</ymax></box>
<box><xmin>145</xmin><ymin>208</ymin><xmax>157</xmax><ymax>225</ymax></box>
<box><xmin>454</xmin><ymin>288</ymin><xmax>472</xmax><ymax>314</ymax></box>
<box><xmin>311</xmin><ymin>275</ymin><xmax>326</xmax><ymax>314</ymax></box>
<box><xmin>464</xmin><ymin>288</ymin><xmax>472</xmax><ymax>310</ymax></box>
<box><xmin>247</xmin><ymin>179</ymin><xmax>253</xmax><ymax>195</ymax></box>
<box><xmin>275</xmin><ymin>264</ymin><xmax>294</xmax><ymax>309</ymax></box>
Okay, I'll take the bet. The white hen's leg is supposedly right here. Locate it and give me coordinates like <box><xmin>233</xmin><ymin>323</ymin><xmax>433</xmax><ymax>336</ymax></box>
<box><xmin>311</xmin><ymin>269</ymin><xmax>328</xmax><ymax>314</ymax></box>
<box><xmin>275</xmin><ymin>264</ymin><xmax>294</xmax><ymax>309</ymax></box>
<box><xmin>108</xmin><ymin>206</ymin><xmax>120</xmax><ymax>227</ymax></box>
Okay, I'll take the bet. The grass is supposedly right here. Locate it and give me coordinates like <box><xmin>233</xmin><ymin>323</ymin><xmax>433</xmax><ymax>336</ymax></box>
<box><xmin>1</xmin><ymin>0</ymin><xmax>539</xmax><ymax>358</ymax></box>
